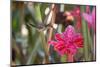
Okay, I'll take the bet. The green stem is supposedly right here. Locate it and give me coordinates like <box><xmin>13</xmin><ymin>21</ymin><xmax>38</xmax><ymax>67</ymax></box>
<box><xmin>40</xmin><ymin>32</ymin><xmax>49</xmax><ymax>63</ymax></box>
<box><xmin>81</xmin><ymin>6</ymin><xmax>90</xmax><ymax>61</ymax></box>
<box><xmin>26</xmin><ymin>3</ymin><xmax>49</xmax><ymax>64</ymax></box>
<box><xmin>33</xmin><ymin>3</ymin><xmax>42</xmax><ymax>24</ymax></box>
<box><xmin>27</xmin><ymin>34</ymin><xmax>40</xmax><ymax>64</ymax></box>
<box><xmin>61</xmin><ymin>54</ymin><xmax>67</xmax><ymax>62</ymax></box>
<box><xmin>34</xmin><ymin>3</ymin><xmax>49</xmax><ymax>63</ymax></box>
<box><xmin>87</xmin><ymin>29</ymin><xmax>93</xmax><ymax>60</ymax></box>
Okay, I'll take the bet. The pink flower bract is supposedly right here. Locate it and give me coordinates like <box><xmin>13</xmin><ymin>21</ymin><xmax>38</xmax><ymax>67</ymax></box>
<box><xmin>82</xmin><ymin>7</ymin><xmax>96</xmax><ymax>31</ymax></box>
<box><xmin>70</xmin><ymin>6</ymin><xmax>82</xmax><ymax>31</ymax></box>
<box><xmin>49</xmin><ymin>25</ymin><xmax>83</xmax><ymax>56</ymax></box>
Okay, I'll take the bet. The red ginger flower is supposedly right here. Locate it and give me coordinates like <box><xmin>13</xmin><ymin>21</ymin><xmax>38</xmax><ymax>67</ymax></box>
<box><xmin>49</xmin><ymin>25</ymin><xmax>83</xmax><ymax>56</ymax></box>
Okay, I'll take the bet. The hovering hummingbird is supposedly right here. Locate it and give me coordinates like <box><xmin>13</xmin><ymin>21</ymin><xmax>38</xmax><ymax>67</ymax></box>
<box><xmin>26</xmin><ymin>4</ymin><xmax>74</xmax><ymax>32</ymax></box>
<box><xmin>26</xmin><ymin>4</ymin><xmax>56</xmax><ymax>32</ymax></box>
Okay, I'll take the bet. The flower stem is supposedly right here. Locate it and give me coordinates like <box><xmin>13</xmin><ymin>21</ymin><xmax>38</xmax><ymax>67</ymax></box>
<box><xmin>81</xmin><ymin>6</ymin><xmax>90</xmax><ymax>61</ymax></box>
<box><xmin>33</xmin><ymin>3</ymin><xmax>42</xmax><ymax>24</ymax></box>
<box><xmin>67</xmin><ymin>54</ymin><xmax>74</xmax><ymax>62</ymax></box>
<box><xmin>47</xmin><ymin>4</ymin><xmax>56</xmax><ymax>51</ymax></box>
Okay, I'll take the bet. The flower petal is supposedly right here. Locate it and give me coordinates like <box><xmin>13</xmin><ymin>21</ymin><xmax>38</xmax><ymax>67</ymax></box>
<box><xmin>92</xmin><ymin>7</ymin><xmax>96</xmax><ymax>31</ymax></box>
<box><xmin>92</xmin><ymin>7</ymin><xmax>96</xmax><ymax>21</ymax></box>
<box><xmin>55</xmin><ymin>33</ymin><xmax>64</xmax><ymax>41</ymax></box>
<box><xmin>82</xmin><ymin>13</ymin><xmax>93</xmax><ymax>25</ymax></box>
<box><xmin>73</xmin><ymin>33</ymin><xmax>83</xmax><ymax>48</ymax></box>
<box><xmin>66</xmin><ymin>44</ymin><xmax>77</xmax><ymax>55</ymax></box>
